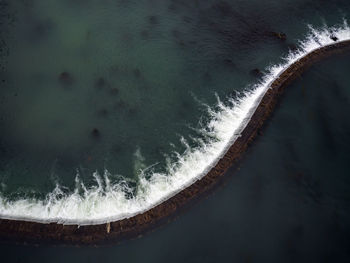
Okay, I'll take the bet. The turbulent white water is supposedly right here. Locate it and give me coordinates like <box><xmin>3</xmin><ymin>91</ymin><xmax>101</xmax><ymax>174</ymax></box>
<box><xmin>1</xmin><ymin>22</ymin><xmax>350</xmax><ymax>225</ymax></box>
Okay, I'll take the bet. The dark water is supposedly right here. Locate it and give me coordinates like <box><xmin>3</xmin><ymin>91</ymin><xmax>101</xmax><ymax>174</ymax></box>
<box><xmin>1</xmin><ymin>0</ymin><xmax>350</xmax><ymax>262</ymax></box>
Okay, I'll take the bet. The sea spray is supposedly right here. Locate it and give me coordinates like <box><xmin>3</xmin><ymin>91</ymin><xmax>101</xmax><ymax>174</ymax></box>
<box><xmin>0</xmin><ymin>22</ymin><xmax>350</xmax><ymax>225</ymax></box>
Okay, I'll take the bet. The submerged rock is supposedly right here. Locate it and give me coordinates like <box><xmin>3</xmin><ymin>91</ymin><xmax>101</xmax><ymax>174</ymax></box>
<box><xmin>29</xmin><ymin>19</ymin><xmax>55</xmax><ymax>42</ymax></box>
<box><xmin>110</xmin><ymin>88</ymin><xmax>119</xmax><ymax>96</ymax></box>
<box><xmin>58</xmin><ymin>72</ymin><xmax>74</xmax><ymax>86</ymax></box>
<box><xmin>128</xmin><ymin>108</ymin><xmax>137</xmax><ymax>116</ymax></box>
<box><xmin>148</xmin><ymin>15</ymin><xmax>159</xmax><ymax>25</ymax></box>
<box><xmin>95</xmin><ymin>77</ymin><xmax>106</xmax><ymax>90</ymax></box>
<box><xmin>97</xmin><ymin>109</ymin><xmax>108</xmax><ymax>117</ymax></box>
<box><xmin>212</xmin><ymin>1</ymin><xmax>234</xmax><ymax>17</ymax></box>
<box><xmin>223</xmin><ymin>59</ymin><xmax>235</xmax><ymax>68</ymax></box>
<box><xmin>250</xmin><ymin>68</ymin><xmax>263</xmax><ymax>78</ymax></box>
<box><xmin>288</xmin><ymin>43</ymin><xmax>298</xmax><ymax>51</ymax></box>
<box><xmin>114</xmin><ymin>100</ymin><xmax>127</xmax><ymax>109</ymax></box>
<box><xmin>91</xmin><ymin>128</ymin><xmax>100</xmax><ymax>138</ymax></box>
<box><xmin>266</xmin><ymin>31</ymin><xmax>287</xmax><ymax>41</ymax></box>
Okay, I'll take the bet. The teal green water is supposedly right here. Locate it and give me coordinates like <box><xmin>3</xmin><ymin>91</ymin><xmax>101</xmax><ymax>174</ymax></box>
<box><xmin>0</xmin><ymin>0</ymin><xmax>350</xmax><ymax>261</ymax></box>
<box><xmin>1</xmin><ymin>0</ymin><xmax>266</xmax><ymax>195</ymax></box>
<box><xmin>1</xmin><ymin>0</ymin><xmax>349</xmax><ymax>197</ymax></box>
<box><xmin>1</xmin><ymin>32</ymin><xmax>350</xmax><ymax>263</ymax></box>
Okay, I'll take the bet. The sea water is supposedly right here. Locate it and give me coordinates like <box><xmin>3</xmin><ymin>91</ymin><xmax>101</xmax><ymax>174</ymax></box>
<box><xmin>0</xmin><ymin>0</ymin><xmax>350</xmax><ymax>225</ymax></box>
<box><xmin>0</xmin><ymin>0</ymin><xmax>350</xmax><ymax>262</ymax></box>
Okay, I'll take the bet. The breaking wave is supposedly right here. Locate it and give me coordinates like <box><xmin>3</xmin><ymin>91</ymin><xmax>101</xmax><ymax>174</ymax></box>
<box><xmin>1</xmin><ymin>22</ymin><xmax>350</xmax><ymax>225</ymax></box>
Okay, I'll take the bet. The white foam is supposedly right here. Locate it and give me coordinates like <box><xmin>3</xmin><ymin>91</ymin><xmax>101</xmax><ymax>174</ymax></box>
<box><xmin>1</xmin><ymin>22</ymin><xmax>350</xmax><ymax>225</ymax></box>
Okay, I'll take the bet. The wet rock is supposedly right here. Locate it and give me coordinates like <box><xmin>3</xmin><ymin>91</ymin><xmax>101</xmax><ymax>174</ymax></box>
<box><xmin>330</xmin><ymin>35</ymin><xmax>338</xmax><ymax>42</ymax></box>
<box><xmin>91</xmin><ymin>128</ymin><xmax>100</xmax><ymax>138</ymax></box>
<box><xmin>250</xmin><ymin>68</ymin><xmax>263</xmax><ymax>78</ymax></box>
<box><xmin>58</xmin><ymin>72</ymin><xmax>74</xmax><ymax>86</ymax></box>
<box><xmin>266</xmin><ymin>31</ymin><xmax>287</xmax><ymax>41</ymax></box>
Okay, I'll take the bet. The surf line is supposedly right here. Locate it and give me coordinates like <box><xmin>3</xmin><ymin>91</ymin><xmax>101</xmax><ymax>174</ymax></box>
<box><xmin>1</xmin><ymin>28</ymin><xmax>350</xmax><ymax>245</ymax></box>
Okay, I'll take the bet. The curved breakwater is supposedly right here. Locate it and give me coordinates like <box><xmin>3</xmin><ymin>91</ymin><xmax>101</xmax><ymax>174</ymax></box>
<box><xmin>1</xmin><ymin>23</ymin><xmax>350</xmax><ymax>244</ymax></box>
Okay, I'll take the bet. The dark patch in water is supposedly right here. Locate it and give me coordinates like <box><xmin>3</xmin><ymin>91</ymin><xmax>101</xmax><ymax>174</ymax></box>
<box><xmin>97</xmin><ymin>109</ymin><xmax>108</xmax><ymax>118</ymax></box>
<box><xmin>91</xmin><ymin>128</ymin><xmax>100</xmax><ymax>138</ymax></box>
<box><xmin>223</xmin><ymin>59</ymin><xmax>236</xmax><ymax>69</ymax></box>
<box><xmin>212</xmin><ymin>1</ymin><xmax>234</xmax><ymax>17</ymax></box>
<box><xmin>203</xmin><ymin>72</ymin><xmax>212</xmax><ymax>82</ymax></box>
<box><xmin>112</xmin><ymin>144</ymin><xmax>123</xmax><ymax>154</ymax></box>
<box><xmin>330</xmin><ymin>35</ymin><xmax>338</xmax><ymax>42</ymax></box>
<box><xmin>315</xmin><ymin>97</ymin><xmax>337</xmax><ymax>155</ymax></box>
<box><xmin>265</xmin><ymin>31</ymin><xmax>287</xmax><ymax>41</ymax></box>
<box><xmin>109</xmin><ymin>65</ymin><xmax>119</xmax><ymax>76</ymax></box>
<box><xmin>58</xmin><ymin>72</ymin><xmax>74</xmax><ymax>86</ymax></box>
<box><xmin>250</xmin><ymin>68</ymin><xmax>263</xmax><ymax>78</ymax></box>
<box><xmin>172</xmin><ymin>29</ymin><xmax>181</xmax><ymax>39</ymax></box>
<box><xmin>168</xmin><ymin>4</ymin><xmax>176</xmax><ymax>12</ymax></box>
<box><xmin>127</xmin><ymin>108</ymin><xmax>137</xmax><ymax>117</ymax></box>
<box><xmin>133</xmin><ymin>69</ymin><xmax>141</xmax><ymax>78</ymax></box>
<box><xmin>284</xmin><ymin>225</ymin><xmax>304</xmax><ymax>261</ymax></box>
<box><xmin>148</xmin><ymin>15</ymin><xmax>159</xmax><ymax>25</ymax></box>
<box><xmin>287</xmin><ymin>43</ymin><xmax>298</xmax><ymax>51</ymax></box>
<box><xmin>110</xmin><ymin>88</ymin><xmax>119</xmax><ymax>96</ymax></box>
<box><xmin>140</xmin><ymin>30</ymin><xmax>149</xmax><ymax>40</ymax></box>
<box><xmin>28</xmin><ymin>19</ymin><xmax>55</xmax><ymax>42</ymax></box>
<box><xmin>94</xmin><ymin>77</ymin><xmax>106</xmax><ymax>90</ymax></box>
<box><xmin>114</xmin><ymin>100</ymin><xmax>127</xmax><ymax>110</ymax></box>
<box><xmin>182</xmin><ymin>16</ymin><xmax>192</xmax><ymax>23</ymax></box>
